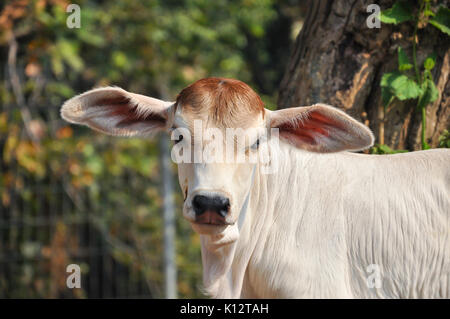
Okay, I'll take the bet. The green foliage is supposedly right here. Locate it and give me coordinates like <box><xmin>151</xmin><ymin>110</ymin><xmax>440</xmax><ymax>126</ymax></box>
<box><xmin>379</xmin><ymin>0</ymin><xmax>446</xmax><ymax>150</ymax></box>
<box><xmin>370</xmin><ymin>144</ymin><xmax>408</xmax><ymax>154</ymax></box>
<box><xmin>418</xmin><ymin>78</ymin><xmax>439</xmax><ymax>109</ymax></box>
<box><xmin>429</xmin><ymin>6</ymin><xmax>450</xmax><ymax>35</ymax></box>
<box><xmin>381</xmin><ymin>71</ymin><xmax>421</xmax><ymax>102</ymax></box>
<box><xmin>423</xmin><ymin>52</ymin><xmax>436</xmax><ymax>70</ymax></box>
<box><xmin>397</xmin><ymin>47</ymin><xmax>413</xmax><ymax>71</ymax></box>
<box><xmin>379</xmin><ymin>1</ymin><xmax>414</xmax><ymax>24</ymax></box>
<box><xmin>438</xmin><ymin>130</ymin><xmax>450</xmax><ymax>148</ymax></box>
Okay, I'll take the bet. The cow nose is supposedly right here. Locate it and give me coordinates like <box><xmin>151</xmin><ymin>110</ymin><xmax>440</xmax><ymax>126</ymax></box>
<box><xmin>192</xmin><ymin>195</ymin><xmax>230</xmax><ymax>217</ymax></box>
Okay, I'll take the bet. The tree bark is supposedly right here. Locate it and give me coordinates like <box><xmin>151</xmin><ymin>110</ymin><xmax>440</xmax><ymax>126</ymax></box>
<box><xmin>278</xmin><ymin>0</ymin><xmax>449</xmax><ymax>150</ymax></box>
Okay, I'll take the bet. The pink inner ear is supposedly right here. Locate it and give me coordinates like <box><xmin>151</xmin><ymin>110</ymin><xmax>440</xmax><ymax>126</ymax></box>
<box><xmin>96</xmin><ymin>96</ymin><xmax>166</xmax><ymax>127</ymax></box>
<box><xmin>278</xmin><ymin>110</ymin><xmax>344</xmax><ymax>145</ymax></box>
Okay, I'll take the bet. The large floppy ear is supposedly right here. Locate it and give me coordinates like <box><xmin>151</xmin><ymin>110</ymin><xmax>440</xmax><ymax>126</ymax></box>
<box><xmin>60</xmin><ymin>87</ymin><xmax>173</xmax><ymax>136</ymax></box>
<box><xmin>268</xmin><ymin>104</ymin><xmax>374</xmax><ymax>153</ymax></box>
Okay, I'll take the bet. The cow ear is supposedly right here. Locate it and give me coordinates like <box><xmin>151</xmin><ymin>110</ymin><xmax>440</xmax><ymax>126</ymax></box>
<box><xmin>268</xmin><ymin>104</ymin><xmax>374</xmax><ymax>153</ymax></box>
<box><xmin>61</xmin><ymin>87</ymin><xmax>173</xmax><ymax>136</ymax></box>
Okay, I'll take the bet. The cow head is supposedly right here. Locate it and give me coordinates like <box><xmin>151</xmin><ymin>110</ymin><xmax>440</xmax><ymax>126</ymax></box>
<box><xmin>61</xmin><ymin>77</ymin><xmax>374</xmax><ymax>243</ymax></box>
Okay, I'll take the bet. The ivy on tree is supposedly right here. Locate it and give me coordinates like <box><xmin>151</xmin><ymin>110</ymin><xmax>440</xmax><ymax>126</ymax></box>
<box><xmin>379</xmin><ymin>0</ymin><xmax>449</xmax><ymax>151</ymax></box>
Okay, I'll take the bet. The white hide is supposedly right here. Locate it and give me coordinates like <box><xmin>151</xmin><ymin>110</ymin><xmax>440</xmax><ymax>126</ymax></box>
<box><xmin>201</xmin><ymin>141</ymin><xmax>449</xmax><ymax>298</ymax></box>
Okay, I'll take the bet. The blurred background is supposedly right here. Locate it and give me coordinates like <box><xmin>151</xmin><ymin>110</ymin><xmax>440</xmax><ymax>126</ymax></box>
<box><xmin>0</xmin><ymin>0</ymin><xmax>448</xmax><ymax>298</ymax></box>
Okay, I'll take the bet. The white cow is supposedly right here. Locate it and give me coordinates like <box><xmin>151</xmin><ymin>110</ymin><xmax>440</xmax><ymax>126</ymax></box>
<box><xmin>61</xmin><ymin>77</ymin><xmax>450</xmax><ymax>298</ymax></box>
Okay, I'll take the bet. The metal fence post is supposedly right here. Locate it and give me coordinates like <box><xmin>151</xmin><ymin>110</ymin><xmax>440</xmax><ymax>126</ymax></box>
<box><xmin>159</xmin><ymin>136</ymin><xmax>177</xmax><ymax>299</ymax></box>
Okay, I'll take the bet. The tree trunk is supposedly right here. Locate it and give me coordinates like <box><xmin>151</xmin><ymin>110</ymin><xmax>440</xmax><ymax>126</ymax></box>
<box><xmin>278</xmin><ymin>0</ymin><xmax>449</xmax><ymax>151</ymax></box>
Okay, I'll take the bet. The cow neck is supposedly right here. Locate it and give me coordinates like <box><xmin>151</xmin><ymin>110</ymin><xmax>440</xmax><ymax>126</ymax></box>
<box><xmin>199</xmin><ymin>164</ymin><xmax>259</xmax><ymax>298</ymax></box>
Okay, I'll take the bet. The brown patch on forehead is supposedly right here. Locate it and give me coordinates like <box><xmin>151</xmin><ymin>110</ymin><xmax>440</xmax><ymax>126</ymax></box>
<box><xmin>175</xmin><ymin>77</ymin><xmax>264</xmax><ymax>128</ymax></box>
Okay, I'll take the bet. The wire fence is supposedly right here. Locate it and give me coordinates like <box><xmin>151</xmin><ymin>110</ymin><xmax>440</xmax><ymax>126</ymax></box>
<box><xmin>0</xmin><ymin>69</ymin><xmax>202</xmax><ymax>299</ymax></box>
<box><xmin>0</xmin><ymin>156</ymin><xmax>159</xmax><ymax>298</ymax></box>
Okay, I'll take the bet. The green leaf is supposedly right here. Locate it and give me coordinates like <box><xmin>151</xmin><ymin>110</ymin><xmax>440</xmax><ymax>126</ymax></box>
<box><xmin>370</xmin><ymin>143</ymin><xmax>408</xmax><ymax>154</ymax></box>
<box><xmin>380</xmin><ymin>71</ymin><xmax>397</xmax><ymax>87</ymax></box>
<box><xmin>380</xmin><ymin>2</ymin><xmax>414</xmax><ymax>25</ymax></box>
<box><xmin>391</xmin><ymin>75</ymin><xmax>422</xmax><ymax>100</ymax></box>
<box><xmin>424</xmin><ymin>52</ymin><xmax>436</xmax><ymax>70</ymax></box>
<box><xmin>381</xmin><ymin>72</ymin><xmax>398</xmax><ymax>107</ymax></box>
<box><xmin>438</xmin><ymin>130</ymin><xmax>450</xmax><ymax>148</ymax></box>
<box><xmin>380</xmin><ymin>72</ymin><xmax>399</xmax><ymax>107</ymax></box>
<box><xmin>379</xmin><ymin>144</ymin><xmax>393</xmax><ymax>153</ymax></box>
<box><xmin>50</xmin><ymin>50</ymin><xmax>64</xmax><ymax>76</ymax></box>
<box><xmin>397</xmin><ymin>47</ymin><xmax>413</xmax><ymax>71</ymax></box>
<box><xmin>78</xmin><ymin>29</ymin><xmax>106</xmax><ymax>47</ymax></box>
<box><xmin>418</xmin><ymin>79</ymin><xmax>439</xmax><ymax>109</ymax></box>
<box><xmin>429</xmin><ymin>6</ymin><xmax>450</xmax><ymax>35</ymax></box>
<box><xmin>381</xmin><ymin>86</ymin><xmax>394</xmax><ymax>108</ymax></box>
<box><xmin>381</xmin><ymin>72</ymin><xmax>422</xmax><ymax>101</ymax></box>
<box><xmin>57</xmin><ymin>40</ymin><xmax>84</xmax><ymax>72</ymax></box>
<box><xmin>112</xmin><ymin>51</ymin><xmax>129</xmax><ymax>70</ymax></box>
<box><xmin>424</xmin><ymin>9</ymin><xmax>435</xmax><ymax>17</ymax></box>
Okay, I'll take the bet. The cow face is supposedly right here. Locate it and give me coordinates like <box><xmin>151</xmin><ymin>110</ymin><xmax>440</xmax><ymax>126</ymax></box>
<box><xmin>61</xmin><ymin>77</ymin><xmax>374</xmax><ymax>240</ymax></box>
<box><xmin>169</xmin><ymin>78</ymin><xmax>266</xmax><ymax>236</ymax></box>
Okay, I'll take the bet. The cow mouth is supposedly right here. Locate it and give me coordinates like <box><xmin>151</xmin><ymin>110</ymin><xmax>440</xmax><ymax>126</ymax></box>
<box><xmin>193</xmin><ymin>210</ymin><xmax>228</xmax><ymax>226</ymax></box>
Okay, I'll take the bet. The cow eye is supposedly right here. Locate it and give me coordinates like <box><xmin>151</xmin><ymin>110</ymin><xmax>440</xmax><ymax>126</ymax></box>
<box><xmin>174</xmin><ymin>134</ymin><xmax>183</xmax><ymax>144</ymax></box>
<box><xmin>251</xmin><ymin>139</ymin><xmax>260</xmax><ymax>150</ymax></box>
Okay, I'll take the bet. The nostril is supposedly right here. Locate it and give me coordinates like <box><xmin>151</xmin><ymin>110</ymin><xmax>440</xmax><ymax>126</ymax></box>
<box><xmin>192</xmin><ymin>195</ymin><xmax>206</xmax><ymax>215</ymax></box>
<box><xmin>219</xmin><ymin>198</ymin><xmax>230</xmax><ymax>216</ymax></box>
<box><xmin>192</xmin><ymin>195</ymin><xmax>230</xmax><ymax>217</ymax></box>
